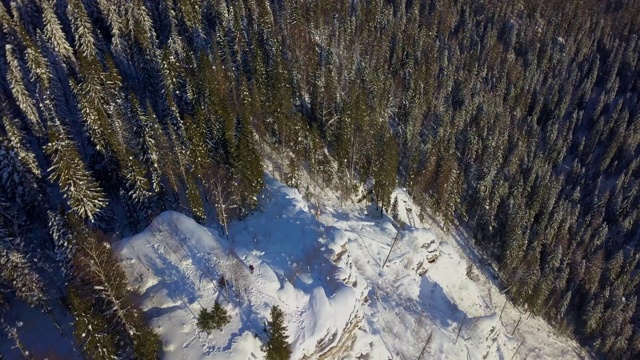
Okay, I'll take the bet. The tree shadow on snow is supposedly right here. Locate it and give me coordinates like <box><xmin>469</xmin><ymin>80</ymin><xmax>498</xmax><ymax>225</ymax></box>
<box><xmin>140</xmin><ymin>249</ymin><xmax>199</xmax><ymax>305</ymax></box>
<box><xmin>418</xmin><ymin>276</ymin><xmax>466</xmax><ymax>329</ymax></box>
<box><xmin>448</xmin><ymin>227</ymin><xmax>505</xmax><ymax>294</ymax></box>
<box><xmin>229</xmin><ymin>175</ymin><xmax>348</xmax><ymax>300</ymax></box>
<box><xmin>421</xmin><ymin>211</ymin><xmax>505</xmax><ymax>300</ymax></box>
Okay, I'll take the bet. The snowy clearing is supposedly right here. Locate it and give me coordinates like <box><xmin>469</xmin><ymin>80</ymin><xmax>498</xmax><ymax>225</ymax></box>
<box><xmin>113</xmin><ymin>176</ymin><xmax>589</xmax><ymax>359</ymax></box>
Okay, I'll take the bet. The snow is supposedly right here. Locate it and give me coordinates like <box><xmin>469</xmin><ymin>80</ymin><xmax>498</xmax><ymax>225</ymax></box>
<box><xmin>113</xmin><ymin>176</ymin><xmax>590</xmax><ymax>359</ymax></box>
<box><xmin>0</xmin><ymin>299</ymin><xmax>80</xmax><ymax>359</ymax></box>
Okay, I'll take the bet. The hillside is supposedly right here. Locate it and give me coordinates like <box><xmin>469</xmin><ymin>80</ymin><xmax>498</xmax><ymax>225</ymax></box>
<box><xmin>114</xmin><ymin>177</ymin><xmax>588</xmax><ymax>359</ymax></box>
<box><xmin>2</xmin><ymin>0</ymin><xmax>640</xmax><ymax>358</ymax></box>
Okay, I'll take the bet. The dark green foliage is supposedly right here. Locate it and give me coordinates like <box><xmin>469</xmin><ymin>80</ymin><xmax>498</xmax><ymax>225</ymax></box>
<box><xmin>132</xmin><ymin>326</ymin><xmax>162</xmax><ymax>360</ymax></box>
<box><xmin>391</xmin><ymin>196</ymin><xmax>399</xmax><ymax>222</ymax></box>
<box><xmin>233</xmin><ymin>115</ymin><xmax>265</xmax><ymax>215</ymax></box>
<box><xmin>45</xmin><ymin>125</ymin><xmax>107</xmax><ymax>222</ymax></box>
<box><xmin>265</xmin><ymin>305</ymin><xmax>291</xmax><ymax>360</ymax></box>
<box><xmin>67</xmin><ymin>286</ymin><xmax>117</xmax><ymax>360</ymax></box>
<box><xmin>371</xmin><ymin>130</ymin><xmax>399</xmax><ymax>212</ymax></box>
<box><xmin>70</xmin><ymin>225</ymin><xmax>161</xmax><ymax>359</ymax></box>
<box><xmin>197</xmin><ymin>302</ymin><xmax>231</xmax><ymax>332</ymax></box>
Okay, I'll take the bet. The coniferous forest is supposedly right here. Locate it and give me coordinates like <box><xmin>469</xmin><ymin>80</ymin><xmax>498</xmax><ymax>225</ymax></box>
<box><xmin>1</xmin><ymin>0</ymin><xmax>640</xmax><ymax>358</ymax></box>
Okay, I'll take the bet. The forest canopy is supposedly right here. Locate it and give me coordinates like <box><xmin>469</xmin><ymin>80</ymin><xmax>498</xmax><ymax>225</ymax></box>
<box><xmin>1</xmin><ymin>0</ymin><xmax>640</xmax><ymax>358</ymax></box>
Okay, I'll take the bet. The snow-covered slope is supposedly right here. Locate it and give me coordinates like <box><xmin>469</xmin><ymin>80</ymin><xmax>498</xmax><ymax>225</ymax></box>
<box><xmin>114</xmin><ymin>176</ymin><xmax>589</xmax><ymax>359</ymax></box>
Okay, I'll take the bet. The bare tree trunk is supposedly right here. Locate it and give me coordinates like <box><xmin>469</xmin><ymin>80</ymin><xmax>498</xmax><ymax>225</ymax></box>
<box><xmin>500</xmin><ymin>299</ymin><xmax>508</xmax><ymax>323</ymax></box>
<box><xmin>510</xmin><ymin>340</ymin><xmax>524</xmax><ymax>360</ymax></box>
<box><xmin>417</xmin><ymin>330</ymin><xmax>433</xmax><ymax>360</ymax></box>
<box><xmin>455</xmin><ymin>314</ymin><xmax>466</xmax><ymax>344</ymax></box>
<box><xmin>382</xmin><ymin>231</ymin><xmax>401</xmax><ymax>269</ymax></box>
<box><xmin>512</xmin><ymin>314</ymin><xmax>522</xmax><ymax>336</ymax></box>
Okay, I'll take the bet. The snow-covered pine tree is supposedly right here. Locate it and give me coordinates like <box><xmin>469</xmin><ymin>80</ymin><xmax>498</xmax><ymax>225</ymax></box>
<box><xmin>40</xmin><ymin>0</ymin><xmax>75</xmax><ymax>67</ymax></box>
<box><xmin>185</xmin><ymin>173</ymin><xmax>206</xmax><ymax>223</ymax></box>
<box><xmin>128</xmin><ymin>0</ymin><xmax>157</xmax><ymax>51</ymax></box>
<box><xmin>67</xmin><ymin>0</ymin><xmax>96</xmax><ymax>60</ymax></box>
<box><xmin>372</xmin><ymin>129</ymin><xmax>398</xmax><ymax>213</ymax></box>
<box><xmin>232</xmin><ymin>94</ymin><xmax>264</xmax><ymax>215</ymax></box>
<box><xmin>391</xmin><ymin>196</ymin><xmax>399</xmax><ymax>222</ymax></box>
<box><xmin>0</xmin><ymin>246</ymin><xmax>47</xmax><ymax>308</ymax></box>
<box><xmin>0</xmin><ymin>140</ymin><xmax>41</xmax><ymax>211</ymax></box>
<box><xmin>0</xmin><ymin>3</ymin><xmax>52</xmax><ymax>93</ymax></box>
<box><xmin>124</xmin><ymin>155</ymin><xmax>153</xmax><ymax>213</ymax></box>
<box><xmin>197</xmin><ymin>301</ymin><xmax>231</xmax><ymax>332</ymax></box>
<box><xmin>47</xmin><ymin>208</ymin><xmax>74</xmax><ymax>281</ymax></box>
<box><xmin>158</xmin><ymin>25</ymin><xmax>187</xmax><ymax>137</ymax></box>
<box><xmin>163</xmin><ymin>117</ymin><xmax>206</xmax><ymax>222</ymax></box>
<box><xmin>2</xmin><ymin>115</ymin><xmax>40</xmax><ymax>178</ymax></box>
<box><xmin>45</xmin><ymin>124</ymin><xmax>107</xmax><ymax>222</ymax></box>
<box><xmin>67</xmin><ymin>285</ymin><xmax>118</xmax><ymax>360</ymax></box>
<box><xmin>73</xmin><ymin>229</ymin><xmax>160</xmax><ymax>359</ymax></box>
<box><xmin>183</xmin><ymin>109</ymin><xmax>213</xmax><ymax>193</ymax></box>
<box><xmin>5</xmin><ymin>44</ymin><xmax>43</xmax><ymax>136</ymax></box>
<box><xmin>73</xmin><ymin>54</ymin><xmax>114</xmax><ymax>156</ymax></box>
<box><xmin>96</xmin><ymin>0</ymin><xmax>126</xmax><ymax>53</ymax></box>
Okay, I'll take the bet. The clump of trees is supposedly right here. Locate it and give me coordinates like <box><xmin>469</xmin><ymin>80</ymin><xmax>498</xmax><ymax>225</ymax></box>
<box><xmin>197</xmin><ymin>301</ymin><xmax>231</xmax><ymax>332</ymax></box>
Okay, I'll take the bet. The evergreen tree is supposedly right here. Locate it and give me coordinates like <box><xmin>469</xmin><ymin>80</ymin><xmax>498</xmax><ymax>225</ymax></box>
<box><xmin>72</xmin><ymin>229</ymin><xmax>160</xmax><ymax>358</ymax></box>
<box><xmin>371</xmin><ymin>129</ymin><xmax>398</xmax><ymax>212</ymax></box>
<box><xmin>67</xmin><ymin>0</ymin><xmax>97</xmax><ymax>59</ymax></box>
<box><xmin>2</xmin><ymin>115</ymin><xmax>40</xmax><ymax>178</ymax></box>
<box><xmin>0</xmin><ymin>3</ymin><xmax>51</xmax><ymax>92</ymax></box>
<box><xmin>5</xmin><ymin>44</ymin><xmax>43</xmax><ymax>136</ymax></box>
<box><xmin>197</xmin><ymin>301</ymin><xmax>231</xmax><ymax>332</ymax></box>
<box><xmin>0</xmin><ymin>140</ymin><xmax>40</xmax><ymax>210</ymax></box>
<box><xmin>47</xmin><ymin>208</ymin><xmax>74</xmax><ymax>281</ymax></box>
<box><xmin>67</xmin><ymin>286</ymin><xmax>118</xmax><ymax>360</ymax></box>
<box><xmin>391</xmin><ymin>196</ymin><xmax>399</xmax><ymax>222</ymax></box>
<box><xmin>0</xmin><ymin>246</ymin><xmax>47</xmax><ymax>308</ymax></box>
<box><xmin>41</xmin><ymin>0</ymin><xmax>75</xmax><ymax>66</ymax></box>
<box><xmin>265</xmin><ymin>305</ymin><xmax>291</xmax><ymax>360</ymax></box>
<box><xmin>233</xmin><ymin>114</ymin><xmax>264</xmax><ymax>216</ymax></box>
<box><xmin>45</xmin><ymin>125</ymin><xmax>107</xmax><ymax>222</ymax></box>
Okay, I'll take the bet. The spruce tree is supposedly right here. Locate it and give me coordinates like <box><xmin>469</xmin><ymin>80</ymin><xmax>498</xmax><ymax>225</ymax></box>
<box><xmin>45</xmin><ymin>125</ymin><xmax>107</xmax><ymax>222</ymax></box>
<box><xmin>0</xmin><ymin>140</ymin><xmax>40</xmax><ymax>210</ymax></box>
<box><xmin>5</xmin><ymin>44</ymin><xmax>43</xmax><ymax>136</ymax></box>
<box><xmin>67</xmin><ymin>286</ymin><xmax>118</xmax><ymax>360</ymax></box>
<box><xmin>265</xmin><ymin>305</ymin><xmax>291</xmax><ymax>360</ymax></box>
<box><xmin>391</xmin><ymin>196</ymin><xmax>399</xmax><ymax>222</ymax></box>
<box><xmin>0</xmin><ymin>247</ymin><xmax>47</xmax><ymax>308</ymax></box>
<box><xmin>2</xmin><ymin>115</ymin><xmax>40</xmax><ymax>178</ymax></box>
<box><xmin>41</xmin><ymin>0</ymin><xmax>75</xmax><ymax>66</ymax></box>
<box><xmin>233</xmin><ymin>114</ymin><xmax>264</xmax><ymax>216</ymax></box>
<box><xmin>67</xmin><ymin>0</ymin><xmax>97</xmax><ymax>59</ymax></box>
<box><xmin>72</xmin><ymin>228</ymin><xmax>160</xmax><ymax>358</ymax></box>
<box><xmin>197</xmin><ymin>301</ymin><xmax>231</xmax><ymax>332</ymax></box>
<box><xmin>47</xmin><ymin>208</ymin><xmax>74</xmax><ymax>281</ymax></box>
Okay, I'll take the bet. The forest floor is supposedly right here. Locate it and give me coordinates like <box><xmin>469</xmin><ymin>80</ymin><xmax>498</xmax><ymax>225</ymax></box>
<box><xmin>110</xmin><ymin>175</ymin><xmax>590</xmax><ymax>359</ymax></box>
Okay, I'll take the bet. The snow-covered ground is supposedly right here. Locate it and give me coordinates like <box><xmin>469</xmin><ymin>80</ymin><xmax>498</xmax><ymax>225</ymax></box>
<box><xmin>112</xmin><ymin>175</ymin><xmax>590</xmax><ymax>359</ymax></box>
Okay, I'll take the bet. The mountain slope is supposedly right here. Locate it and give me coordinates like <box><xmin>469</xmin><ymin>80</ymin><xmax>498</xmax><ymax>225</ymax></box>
<box><xmin>114</xmin><ymin>177</ymin><xmax>589</xmax><ymax>359</ymax></box>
